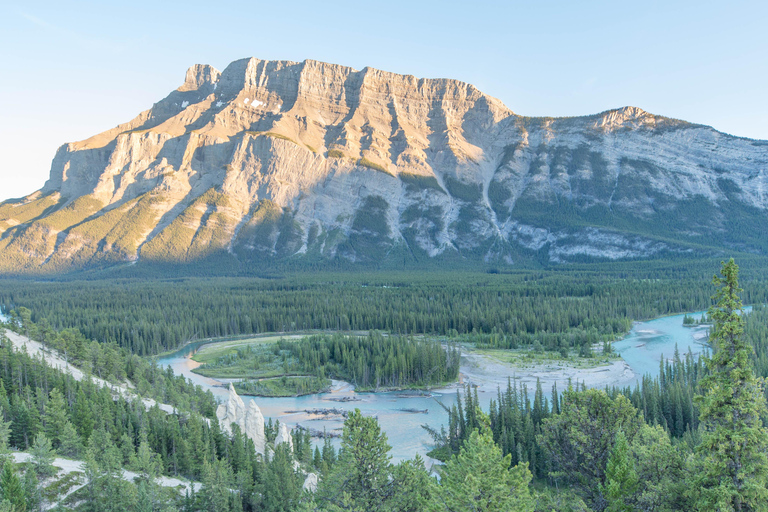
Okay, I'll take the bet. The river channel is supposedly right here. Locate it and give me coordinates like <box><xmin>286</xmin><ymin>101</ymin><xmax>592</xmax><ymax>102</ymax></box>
<box><xmin>156</xmin><ymin>310</ymin><xmax>715</xmax><ymax>464</ymax></box>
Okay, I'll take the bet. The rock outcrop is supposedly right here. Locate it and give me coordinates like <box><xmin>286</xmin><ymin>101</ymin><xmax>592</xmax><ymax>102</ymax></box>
<box><xmin>302</xmin><ymin>473</ymin><xmax>318</xmax><ymax>492</ymax></box>
<box><xmin>216</xmin><ymin>383</ymin><xmax>266</xmax><ymax>454</ymax></box>
<box><xmin>1</xmin><ymin>56</ymin><xmax>767</xmax><ymax>274</ymax></box>
<box><xmin>275</xmin><ymin>422</ymin><xmax>294</xmax><ymax>452</ymax></box>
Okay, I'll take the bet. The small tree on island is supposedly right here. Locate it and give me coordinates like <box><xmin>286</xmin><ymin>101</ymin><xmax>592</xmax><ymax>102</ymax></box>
<box><xmin>693</xmin><ymin>258</ymin><xmax>768</xmax><ymax>511</ymax></box>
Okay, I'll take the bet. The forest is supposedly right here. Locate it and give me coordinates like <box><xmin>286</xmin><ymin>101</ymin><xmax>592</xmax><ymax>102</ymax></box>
<box><xmin>0</xmin><ymin>258</ymin><xmax>764</xmax><ymax>510</ymax></box>
<box><xmin>3</xmin><ymin>258</ymin><xmax>768</xmax><ymax>356</ymax></box>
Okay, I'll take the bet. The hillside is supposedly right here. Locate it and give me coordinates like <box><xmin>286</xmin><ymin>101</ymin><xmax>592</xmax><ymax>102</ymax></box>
<box><xmin>1</xmin><ymin>57</ymin><xmax>767</xmax><ymax>274</ymax></box>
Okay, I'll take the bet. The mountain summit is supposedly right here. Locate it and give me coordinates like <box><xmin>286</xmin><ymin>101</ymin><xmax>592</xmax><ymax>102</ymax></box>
<box><xmin>1</xmin><ymin>57</ymin><xmax>767</xmax><ymax>274</ymax></box>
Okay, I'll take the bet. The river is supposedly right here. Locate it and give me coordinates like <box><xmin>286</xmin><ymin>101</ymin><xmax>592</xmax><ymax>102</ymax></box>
<box><xmin>156</xmin><ymin>310</ymin><xmax>715</xmax><ymax>464</ymax></box>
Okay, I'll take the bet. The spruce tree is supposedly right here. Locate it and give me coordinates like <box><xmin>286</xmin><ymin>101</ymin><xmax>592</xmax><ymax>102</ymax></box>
<box><xmin>43</xmin><ymin>389</ymin><xmax>68</xmax><ymax>448</ymax></box>
<box><xmin>30</xmin><ymin>433</ymin><xmax>56</xmax><ymax>478</ymax></box>
<box><xmin>604</xmin><ymin>430</ymin><xmax>637</xmax><ymax>512</ymax></box>
<box><xmin>437</xmin><ymin>410</ymin><xmax>533</xmax><ymax>512</ymax></box>
<box><xmin>694</xmin><ymin>259</ymin><xmax>768</xmax><ymax>511</ymax></box>
<box><xmin>317</xmin><ymin>409</ymin><xmax>393</xmax><ymax>510</ymax></box>
<box><xmin>0</xmin><ymin>462</ymin><xmax>25</xmax><ymax>512</ymax></box>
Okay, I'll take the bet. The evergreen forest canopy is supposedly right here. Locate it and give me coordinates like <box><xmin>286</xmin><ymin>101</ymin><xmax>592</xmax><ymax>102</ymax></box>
<box><xmin>3</xmin><ymin>257</ymin><xmax>768</xmax><ymax>356</ymax></box>
<box><xmin>0</xmin><ymin>259</ymin><xmax>765</xmax><ymax>510</ymax></box>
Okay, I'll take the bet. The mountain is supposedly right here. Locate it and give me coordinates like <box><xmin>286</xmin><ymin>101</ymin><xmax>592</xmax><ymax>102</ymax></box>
<box><xmin>1</xmin><ymin>57</ymin><xmax>767</xmax><ymax>274</ymax></box>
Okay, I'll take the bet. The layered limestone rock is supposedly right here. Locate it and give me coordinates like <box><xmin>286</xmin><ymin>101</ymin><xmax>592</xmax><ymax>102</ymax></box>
<box><xmin>274</xmin><ymin>422</ymin><xmax>294</xmax><ymax>452</ymax></box>
<box><xmin>216</xmin><ymin>384</ymin><xmax>266</xmax><ymax>454</ymax></box>
<box><xmin>1</xmin><ymin>56</ymin><xmax>767</xmax><ymax>273</ymax></box>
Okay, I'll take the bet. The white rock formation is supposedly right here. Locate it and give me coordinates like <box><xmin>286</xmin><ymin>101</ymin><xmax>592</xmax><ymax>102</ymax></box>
<box><xmin>216</xmin><ymin>383</ymin><xmax>266</xmax><ymax>454</ymax></box>
<box><xmin>274</xmin><ymin>422</ymin><xmax>294</xmax><ymax>452</ymax></box>
<box><xmin>244</xmin><ymin>400</ymin><xmax>266</xmax><ymax>454</ymax></box>
<box><xmin>302</xmin><ymin>473</ymin><xmax>318</xmax><ymax>493</ymax></box>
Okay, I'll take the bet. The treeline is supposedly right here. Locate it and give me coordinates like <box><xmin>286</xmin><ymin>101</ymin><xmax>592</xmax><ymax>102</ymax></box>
<box><xmin>4</xmin><ymin>265</ymin><xmax>768</xmax><ymax>355</ymax></box>
<box><xmin>281</xmin><ymin>332</ymin><xmax>460</xmax><ymax>390</ymax></box>
<box><xmin>4</xmin><ymin>307</ymin><xmax>217</xmax><ymax>417</ymax></box>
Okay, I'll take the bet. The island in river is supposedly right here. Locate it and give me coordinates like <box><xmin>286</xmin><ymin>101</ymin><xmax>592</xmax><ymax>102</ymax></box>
<box><xmin>190</xmin><ymin>331</ymin><xmax>462</xmax><ymax>397</ymax></box>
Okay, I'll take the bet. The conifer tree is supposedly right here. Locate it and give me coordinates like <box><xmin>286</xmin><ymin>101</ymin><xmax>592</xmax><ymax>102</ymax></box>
<box><xmin>0</xmin><ymin>462</ymin><xmax>25</xmax><ymax>512</ymax></box>
<box><xmin>30</xmin><ymin>433</ymin><xmax>56</xmax><ymax>478</ymax></box>
<box><xmin>694</xmin><ymin>259</ymin><xmax>768</xmax><ymax>511</ymax></box>
<box><xmin>58</xmin><ymin>421</ymin><xmax>81</xmax><ymax>458</ymax></box>
<box><xmin>317</xmin><ymin>409</ymin><xmax>393</xmax><ymax>511</ymax></box>
<box><xmin>604</xmin><ymin>430</ymin><xmax>637</xmax><ymax>512</ymax></box>
<box><xmin>437</xmin><ymin>410</ymin><xmax>533</xmax><ymax>512</ymax></box>
<box><xmin>22</xmin><ymin>470</ymin><xmax>40</xmax><ymax>512</ymax></box>
<box><xmin>538</xmin><ymin>389</ymin><xmax>642</xmax><ymax>510</ymax></box>
<box><xmin>43</xmin><ymin>389</ymin><xmax>68</xmax><ymax>448</ymax></box>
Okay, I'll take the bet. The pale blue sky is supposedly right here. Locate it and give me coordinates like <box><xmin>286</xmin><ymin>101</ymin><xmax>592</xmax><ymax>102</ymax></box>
<box><xmin>1</xmin><ymin>0</ymin><xmax>766</xmax><ymax>201</ymax></box>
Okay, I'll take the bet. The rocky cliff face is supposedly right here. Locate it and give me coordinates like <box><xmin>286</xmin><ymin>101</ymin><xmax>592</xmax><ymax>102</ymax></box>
<box><xmin>1</xmin><ymin>57</ymin><xmax>767</xmax><ymax>273</ymax></box>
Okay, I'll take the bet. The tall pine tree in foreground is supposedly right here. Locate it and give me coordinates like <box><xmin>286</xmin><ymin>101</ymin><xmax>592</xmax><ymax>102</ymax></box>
<box><xmin>436</xmin><ymin>410</ymin><xmax>533</xmax><ymax>512</ymax></box>
<box><xmin>694</xmin><ymin>259</ymin><xmax>768</xmax><ymax>511</ymax></box>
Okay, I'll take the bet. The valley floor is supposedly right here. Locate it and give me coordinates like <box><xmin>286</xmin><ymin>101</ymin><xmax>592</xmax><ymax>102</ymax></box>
<box><xmin>181</xmin><ymin>331</ymin><xmax>634</xmax><ymax>396</ymax></box>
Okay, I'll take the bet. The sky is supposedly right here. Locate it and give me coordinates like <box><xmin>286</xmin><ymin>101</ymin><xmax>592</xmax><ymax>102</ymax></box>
<box><xmin>1</xmin><ymin>0</ymin><xmax>766</xmax><ymax>201</ymax></box>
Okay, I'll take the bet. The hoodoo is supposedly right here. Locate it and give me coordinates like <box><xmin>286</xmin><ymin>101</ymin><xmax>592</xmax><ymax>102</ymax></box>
<box><xmin>216</xmin><ymin>383</ymin><xmax>267</xmax><ymax>454</ymax></box>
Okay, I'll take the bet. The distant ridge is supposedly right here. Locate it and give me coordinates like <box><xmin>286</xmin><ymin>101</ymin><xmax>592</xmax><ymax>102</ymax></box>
<box><xmin>0</xmin><ymin>57</ymin><xmax>767</xmax><ymax>275</ymax></box>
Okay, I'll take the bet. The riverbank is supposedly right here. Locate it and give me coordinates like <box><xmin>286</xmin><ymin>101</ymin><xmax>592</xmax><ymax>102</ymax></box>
<box><xmin>446</xmin><ymin>348</ymin><xmax>634</xmax><ymax>394</ymax></box>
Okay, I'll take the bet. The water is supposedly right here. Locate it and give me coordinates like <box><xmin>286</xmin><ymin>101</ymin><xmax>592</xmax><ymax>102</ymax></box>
<box><xmin>613</xmin><ymin>311</ymin><xmax>710</xmax><ymax>382</ymax></box>
<box><xmin>156</xmin><ymin>310</ymin><xmax>714</xmax><ymax>463</ymax></box>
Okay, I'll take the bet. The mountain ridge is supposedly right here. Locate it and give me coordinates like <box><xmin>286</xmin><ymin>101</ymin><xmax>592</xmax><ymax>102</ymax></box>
<box><xmin>1</xmin><ymin>56</ymin><xmax>767</xmax><ymax>274</ymax></box>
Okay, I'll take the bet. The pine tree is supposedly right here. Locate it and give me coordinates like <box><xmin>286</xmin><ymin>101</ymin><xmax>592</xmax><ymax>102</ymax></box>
<box><xmin>694</xmin><ymin>259</ymin><xmax>768</xmax><ymax>511</ymax></box>
<box><xmin>22</xmin><ymin>470</ymin><xmax>40</xmax><ymax>512</ymax></box>
<box><xmin>261</xmin><ymin>445</ymin><xmax>301</xmax><ymax>512</ymax></box>
<box><xmin>537</xmin><ymin>388</ymin><xmax>643</xmax><ymax>510</ymax></box>
<box><xmin>437</xmin><ymin>410</ymin><xmax>533</xmax><ymax>512</ymax></box>
<box><xmin>604</xmin><ymin>430</ymin><xmax>638</xmax><ymax>512</ymax></box>
<box><xmin>58</xmin><ymin>421</ymin><xmax>81</xmax><ymax>458</ymax></box>
<box><xmin>133</xmin><ymin>429</ymin><xmax>160</xmax><ymax>483</ymax></box>
<box><xmin>73</xmin><ymin>388</ymin><xmax>93</xmax><ymax>441</ymax></box>
<box><xmin>43</xmin><ymin>389</ymin><xmax>68</xmax><ymax>448</ymax></box>
<box><xmin>198</xmin><ymin>458</ymin><xmax>232</xmax><ymax>512</ymax></box>
<box><xmin>0</xmin><ymin>462</ymin><xmax>25</xmax><ymax>512</ymax></box>
<box><xmin>317</xmin><ymin>408</ymin><xmax>393</xmax><ymax>510</ymax></box>
<box><xmin>0</xmin><ymin>405</ymin><xmax>11</xmax><ymax>463</ymax></box>
<box><xmin>30</xmin><ymin>433</ymin><xmax>56</xmax><ymax>478</ymax></box>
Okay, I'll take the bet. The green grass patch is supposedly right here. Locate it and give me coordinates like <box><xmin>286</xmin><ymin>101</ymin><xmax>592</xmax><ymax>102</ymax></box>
<box><xmin>327</xmin><ymin>149</ymin><xmax>346</xmax><ymax>159</ymax></box>
<box><xmin>235</xmin><ymin>375</ymin><xmax>331</xmax><ymax>397</ymax></box>
<box><xmin>246</xmin><ymin>131</ymin><xmax>301</xmax><ymax>146</ymax></box>
<box><xmin>359</xmin><ymin>158</ymin><xmax>391</xmax><ymax>175</ymax></box>
<box><xmin>192</xmin><ymin>335</ymin><xmax>305</xmax><ymax>364</ymax></box>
